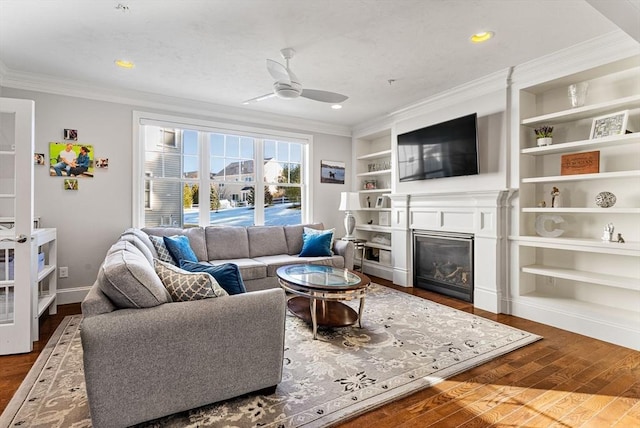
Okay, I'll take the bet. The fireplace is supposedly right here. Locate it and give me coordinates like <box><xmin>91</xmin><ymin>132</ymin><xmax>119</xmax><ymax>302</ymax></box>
<box><xmin>413</xmin><ymin>230</ymin><xmax>474</xmax><ymax>302</ymax></box>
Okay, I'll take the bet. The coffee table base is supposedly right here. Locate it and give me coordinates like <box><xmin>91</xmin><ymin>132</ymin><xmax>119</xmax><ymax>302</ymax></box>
<box><xmin>287</xmin><ymin>296</ymin><xmax>361</xmax><ymax>339</ymax></box>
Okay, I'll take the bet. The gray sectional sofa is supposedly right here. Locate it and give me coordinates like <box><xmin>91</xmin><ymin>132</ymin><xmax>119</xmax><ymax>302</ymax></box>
<box><xmin>142</xmin><ymin>223</ymin><xmax>354</xmax><ymax>291</ymax></box>
<box><xmin>80</xmin><ymin>223</ymin><xmax>353</xmax><ymax>427</ymax></box>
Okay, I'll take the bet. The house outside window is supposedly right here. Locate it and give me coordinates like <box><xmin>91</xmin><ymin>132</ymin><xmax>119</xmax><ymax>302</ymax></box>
<box><xmin>133</xmin><ymin>112</ymin><xmax>311</xmax><ymax>228</ymax></box>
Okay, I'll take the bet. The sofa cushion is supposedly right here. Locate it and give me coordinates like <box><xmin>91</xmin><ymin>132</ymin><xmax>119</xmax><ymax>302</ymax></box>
<box><xmin>118</xmin><ymin>233</ymin><xmax>154</xmax><ymax>265</ymax></box>
<box><xmin>97</xmin><ymin>241</ymin><xmax>171</xmax><ymax>309</ymax></box>
<box><xmin>208</xmin><ymin>258</ymin><xmax>267</xmax><ymax>281</ymax></box>
<box><xmin>253</xmin><ymin>254</ymin><xmax>334</xmax><ymax>277</ymax></box>
<box><xmin>163</xmin><ymin>235</ymin><xmax>198</xmax><ymax>265</ymax></box>
<box><xmin>154</xmin><ymin>259</ymin><xmax>228</xmax><ymax>301</ymax></box>
<box><xmin>120</xmin><ymin>228</ymin><xmax>157</xmax><ymax>259</ymax></box>
<box><xmin>247</xmin><ymin>226</ymin><xmax>288</xmax><ymax>258</ymax></box>
<box><xmin>143</xmin><ymin>227</ymin><xmax>208</xmax><ymax>261</ymax></box>
<box><xmin>180</xmin><ymin>260</ymin><xmax>247</xmax><ymax>295</ymax></box>
<box><xmin>300</xmin><ymin>230</ymin><xmax>333</xmax><ymax>257</ymax></box>
<box><xmin>148</xmin><ymin>235</ymin><xmax>176</xmax><ymax>265</ymax></box>
<box><xmin>205</xmin><ymin>226</ymin><xmax>250</xmax><ymax>260</ymax></box>
<box><xmin>284</xmin><ymin>223</ymin><xmax>324</xmax><ymax>255</ymax></box>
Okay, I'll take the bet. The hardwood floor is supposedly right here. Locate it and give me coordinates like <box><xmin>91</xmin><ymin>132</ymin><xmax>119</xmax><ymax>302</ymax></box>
<box><xmin>1</xmin><ymin>281</ymin><xmax>638</xmax><ymax>427</ymax></box>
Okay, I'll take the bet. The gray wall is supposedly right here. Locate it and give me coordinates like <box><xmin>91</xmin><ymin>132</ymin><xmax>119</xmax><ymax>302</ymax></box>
<box><xmin>1</xmin><ymin>87</ymin><xmax>351</xmax><ymax>301</ymax></box>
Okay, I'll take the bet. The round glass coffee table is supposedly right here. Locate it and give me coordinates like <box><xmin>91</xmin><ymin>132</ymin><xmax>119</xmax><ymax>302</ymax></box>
<box><xmin>276</xmin><ymin>264</ymin><xmax>371</xmax><ymax>340</ymax></box>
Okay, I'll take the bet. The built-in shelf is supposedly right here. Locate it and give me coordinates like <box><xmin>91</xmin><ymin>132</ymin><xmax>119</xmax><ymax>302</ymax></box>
<box><xmin>522</xmin><ymin>207</ymin><xmax>640</xmax><ymax>214</ymax></box>
<box><xmin>356</xmin><ymin>149</ymin><xmax>392</xmax><ymax>161</ymax></box>
<box><xmin>37</xmin><ymin>293</ymin><xmax>56</xmax><ymax>317</ymax></box>
<box><xmin>0</xmin><ymin>194</ymin><xmax>16</xmax><ymax>199</ymax></box>
<box><xmin>362</xmin><ymin>259</ymin><xmax>392</xmax><ymax>269</ymax></box>
<box><xmin>521</xmin><ymin>133</ymin><xmax>640</xmax><ymax>155</ymax></box>
<box><xmin>0</xmin><ymin>151</ymin><xmax>16</xmax><ymax>156</ymax></box>
<box><xmin>522</xmin><ymin>170</ymin><xmax>640</xmax><ymax>184</ymax></box>
<box><xmin>359</xmin><ymin>188</ymin><xmax>392</xmax><ymax>194</ymax></box>
<box><xmin>521</xmin><ymin>264</ymin><xmax>639</xmax><ymax>291</ymax></box>
<box><xmin>517</xmin><ymin>235</ymin><xmax>639</xmax><ymax>255</ymax></box>
<box><xmin>356</xmin><ymin>169</ymin><xmax>392</xmax><ymax>178</ymax></box>
<box><xmin>359</xmin><ymin>207</ymin><xmax>392</xmax><ymax>212</ymax></box>
<box><xmin>521</xmin><ymin>94</ymin><xmax>640</xmax><ymax>126</ymax></box>
<box><xmin>364</xmin><ymin>242</ymin><xmax>392</xmax><ymax>251</ymax></box>
<box><xmin>355</xmin><ymin>224</ymin><xmax>392</xmax><ymax>232</ymax></box>
<box><xmin>37</xmin><ymin>265</ymin><xmax>56</xmax><ymax>282</ymax></box>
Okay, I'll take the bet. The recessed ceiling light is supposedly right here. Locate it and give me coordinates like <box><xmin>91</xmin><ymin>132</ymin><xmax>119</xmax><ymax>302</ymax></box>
<box><xmin>331</xmin><ymin>104</ymin><xmax>343</xmax><ymax>110</ymax></box>
<box><xmin>470</xmin><ymin>31</ymin><xmax>494</xmax><ymax>43</ymax></box>
<box><xmin>114</xmin><ymin>59</ymin><xmax>135</xmax><ymax>69</ymax></box>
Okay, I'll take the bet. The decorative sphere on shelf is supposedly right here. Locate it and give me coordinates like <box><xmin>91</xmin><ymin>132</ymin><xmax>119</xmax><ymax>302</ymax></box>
<box><xmin>595</xmin><ymin>191</ymin><xmax>616</xmax><ymax>208</ymax></box>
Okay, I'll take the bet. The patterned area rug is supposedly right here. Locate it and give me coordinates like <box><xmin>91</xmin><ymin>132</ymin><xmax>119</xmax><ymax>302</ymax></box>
<box><xmin>1</xmin><ymin>284</ymin><xmax>541</xmax><ymax>427</ymax></box>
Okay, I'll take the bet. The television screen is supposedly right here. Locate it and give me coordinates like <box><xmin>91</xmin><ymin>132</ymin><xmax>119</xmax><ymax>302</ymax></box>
<box><xmin>397</xmin><ymin>113</ymin><xmax>479</xmax><ymax>182</ymax></box>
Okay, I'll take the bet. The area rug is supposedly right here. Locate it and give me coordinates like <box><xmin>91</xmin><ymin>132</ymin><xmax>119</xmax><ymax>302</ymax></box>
<box><xmin>1</xmin><ymin>284</ymin><xmax>541</xmax><ymax>428</ymax></box>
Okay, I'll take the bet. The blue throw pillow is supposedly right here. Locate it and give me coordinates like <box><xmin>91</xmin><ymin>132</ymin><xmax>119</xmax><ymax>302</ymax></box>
<box><xmin>180</xmin><ymin>260</ymin><xmax>247</xmax><ymax>295</ymax></box>
<box><xmin>299</xmin><ymin>230</ymin><xmax>333</xmax><ymax>257</ymax></box>
<box><xmin>163</xmin><ymin>235</ymin><xmax>198</xmax><ymax>265</ymax></box>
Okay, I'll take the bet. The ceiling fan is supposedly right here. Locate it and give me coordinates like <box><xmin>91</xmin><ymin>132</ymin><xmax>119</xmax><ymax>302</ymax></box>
<box><xmin>242</xmin><ymin>48</ymin><xmax>348</xmax><ymax>105</ymax></box>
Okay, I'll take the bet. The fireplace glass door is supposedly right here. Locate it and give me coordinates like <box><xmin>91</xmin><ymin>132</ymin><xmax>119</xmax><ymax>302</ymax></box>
<box><xmin>413</xmin><ymin>231</ymin><xmax>473</xmax><ymax>302</ymax></box>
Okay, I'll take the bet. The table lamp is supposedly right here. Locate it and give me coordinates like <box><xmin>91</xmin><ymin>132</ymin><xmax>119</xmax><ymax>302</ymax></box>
<box><xmin>339</xmin><ymin>192</ymin><xmax>361</xmax><ymax>239</ymax></box>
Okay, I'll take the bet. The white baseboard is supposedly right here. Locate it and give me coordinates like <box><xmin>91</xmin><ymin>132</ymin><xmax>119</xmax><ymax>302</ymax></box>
<box><xmin>509</xmin><ymin>299</ymin><xmax>640</xmax><ymax>351</ymax></box>
<box><xmin>56</xmin><ymin>286</ymin><xmax>91</xmax><ymax>305</ymax></box>
<box><xmin>473</xmin><ymin>287</ymin><xmax>499</xmax><ymax>313</ymax></box>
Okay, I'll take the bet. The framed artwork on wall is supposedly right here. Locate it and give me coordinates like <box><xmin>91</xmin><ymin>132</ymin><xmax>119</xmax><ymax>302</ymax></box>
<box><xmin>49</xmin><ymin>142</ymin><xmax>94</xmax><ymax>177</ymax></box>
<box><xmin>320</xmin><ymin>160</ymin><xmax>345</xmax><ymax>184</ymax></box>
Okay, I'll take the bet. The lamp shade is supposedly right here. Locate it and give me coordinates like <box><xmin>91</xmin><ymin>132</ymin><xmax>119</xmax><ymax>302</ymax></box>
<box><xmin>339</xmin><ymin>192</ymin><xmax>361</xmax><ymax>211</ymax></box>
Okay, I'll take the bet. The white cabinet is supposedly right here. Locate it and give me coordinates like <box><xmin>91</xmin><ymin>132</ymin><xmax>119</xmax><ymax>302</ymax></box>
<box><xmin>0</xmin><ymin>228</ymin><xmax>57</xmax><ymax>353</ymax></box>
<box><xmin>513</xmin><ymin>58</ymin><xmax>640</xmax><ymax>349</ymax></box>
<box><xmin>353</xmin><ymin>128</ymin><xmax>394</xmax><ymax>280</ymax></box>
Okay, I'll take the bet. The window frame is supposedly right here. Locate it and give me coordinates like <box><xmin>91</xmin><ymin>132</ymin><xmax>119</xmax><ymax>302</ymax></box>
<box><xmin>132</xmin><ymin>111</ymin><xmax>313</xmax><ymax>228</ymax></box>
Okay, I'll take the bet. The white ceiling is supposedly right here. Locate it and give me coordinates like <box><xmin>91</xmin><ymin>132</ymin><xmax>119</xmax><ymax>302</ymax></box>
<box><xmin>0</xmin><ymin>0</ymin><xmax>632</xmax><ymax>128</ymax></box>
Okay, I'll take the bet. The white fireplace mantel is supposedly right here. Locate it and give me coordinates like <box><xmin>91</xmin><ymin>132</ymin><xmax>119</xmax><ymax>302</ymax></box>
<box><xmin>389</xmin><ymin>190</ymin><xmax>514</xmax><ymax>313</ymax></box>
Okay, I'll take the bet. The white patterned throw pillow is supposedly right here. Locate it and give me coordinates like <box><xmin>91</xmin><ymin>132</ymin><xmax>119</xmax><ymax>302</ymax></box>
<box><xmin>154</xmin><ymin>259</ymin><xmax>228</xmax><ymax>302</ymax></box>
<box><xmin>148</xmin><ymin>235</ymin><xmax>176</xmax><ymax>265</ymax></box>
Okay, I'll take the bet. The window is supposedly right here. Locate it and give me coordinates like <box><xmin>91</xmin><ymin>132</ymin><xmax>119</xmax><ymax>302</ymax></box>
<box><xmin>134</xmin><ymin>113</ymin><xmax>311</xmax><ymax>228</ymax></box>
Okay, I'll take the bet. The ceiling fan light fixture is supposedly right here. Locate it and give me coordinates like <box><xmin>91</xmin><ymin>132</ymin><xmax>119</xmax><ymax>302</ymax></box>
<box><xmin>114</xmin><ymin>59</ymin><xmax>135</xmax><ymax>69</ymax></box>
<box><xmin>470</xmin><ymin>31</ymin><xmax>494</xmax><ymax>43</ymax></box>
<box><xmin>331</xmin><ymin>104</ymin><xmax>343</xmax><ymax>110</ymax></box>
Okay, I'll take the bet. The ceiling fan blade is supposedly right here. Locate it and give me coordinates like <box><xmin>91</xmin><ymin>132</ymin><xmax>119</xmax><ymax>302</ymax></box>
<box><xmin>242</xmin><ymin>93</ymin><xmax>276</xmax><ymax>105</ymax></box>
<box><xmin>267</xmin><ymin>59</ymin><xmax>291</xmax><ymax>83</ymax></box>
<box><xmin>300</xmin><ymin>89</ymin><xmax>348</xmax><ymax>103</ymax></box>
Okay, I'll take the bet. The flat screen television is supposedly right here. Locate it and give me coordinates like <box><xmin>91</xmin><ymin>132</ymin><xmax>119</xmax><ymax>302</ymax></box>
<box><xmin>397</xmin><ymin>113</ymin><xmax>479</xmax><ymax>182</ymax></box>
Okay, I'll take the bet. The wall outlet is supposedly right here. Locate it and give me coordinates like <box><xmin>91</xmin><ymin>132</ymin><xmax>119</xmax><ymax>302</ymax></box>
<box><xmin>59</xmin><ymin>267</ymin><xmax>68</xmax><ymax>278</ymax></box>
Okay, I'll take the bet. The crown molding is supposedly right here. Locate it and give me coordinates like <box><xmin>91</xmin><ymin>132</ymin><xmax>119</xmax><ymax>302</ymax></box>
<box><xmin>511</xmin><ymin>30</ymin><xmax>640</xmax><ymax>88</ymax></box>
<box><xmin>354</xmin><ymin>67</ymin><xmax>510</xmax><ymax>130</ymax></box>
<box><xmin>0</xmin><ymin>69</ymin><xmax>352</xmax><ymax>137</ymax></box>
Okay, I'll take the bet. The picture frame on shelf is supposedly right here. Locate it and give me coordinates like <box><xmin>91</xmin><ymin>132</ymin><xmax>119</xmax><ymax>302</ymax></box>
<box><xmin>375</xmin><ymin>196</ymin><xmax>384</xmax><ymax>208</ymax></box>
<box><xmin>364</xmin><ymin>179</ymin><xmax>377</xmax><ymax>190</ymax></box>
<box><xmin>590</xmin><ymin>110</ymin><xmax>628</xmax><ymax>139</ymax></box>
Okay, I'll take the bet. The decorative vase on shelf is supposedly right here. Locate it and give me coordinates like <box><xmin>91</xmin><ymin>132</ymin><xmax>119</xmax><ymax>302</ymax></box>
<box><xmin>537</xmin><ymin>137</ymin><xmax>552</xmax><ymax>147</ymax></box>
<box><xmin>595</xmin><ymin>191</ymin><xmax>616</xmax><ymax>208</ymax></box>
<box><xmin>568</xmin><ymin>82</ymin><xmax>589</xmax><ymax>108</ymax></box>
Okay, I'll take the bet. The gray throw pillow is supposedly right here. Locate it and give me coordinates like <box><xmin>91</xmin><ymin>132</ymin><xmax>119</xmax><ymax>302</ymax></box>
<box><xmin>98</xmin><ymin>241</ymin><xmax>171</xmax><ymax>309</ymax></box>
<box><xmin>154</xmin><ymin>259</ymin><xmax>228</xmax><ymax>302</ymax></box>
<box><xmin>149</xmin><ymin>235</ymin><xmax>176</xmax><ymax>265</ymax></box>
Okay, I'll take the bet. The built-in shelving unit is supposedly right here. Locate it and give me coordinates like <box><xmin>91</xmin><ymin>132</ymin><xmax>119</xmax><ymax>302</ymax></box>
<box><xmin>512</xmin><ymin>56</ymin><xmax>640</xmax><ymax>350</ymax></box>
<box><xmin>352</xmin><ymin>128</ymin><xmax>394</xmax><ymax>280</ymax></box>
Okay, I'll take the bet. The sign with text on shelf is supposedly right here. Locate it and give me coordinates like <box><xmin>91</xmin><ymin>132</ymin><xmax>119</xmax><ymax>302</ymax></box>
<box><xmin>561</xmin><ymin>150</ymin><xmax>600</xmax><ymax>175</ymax></box>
